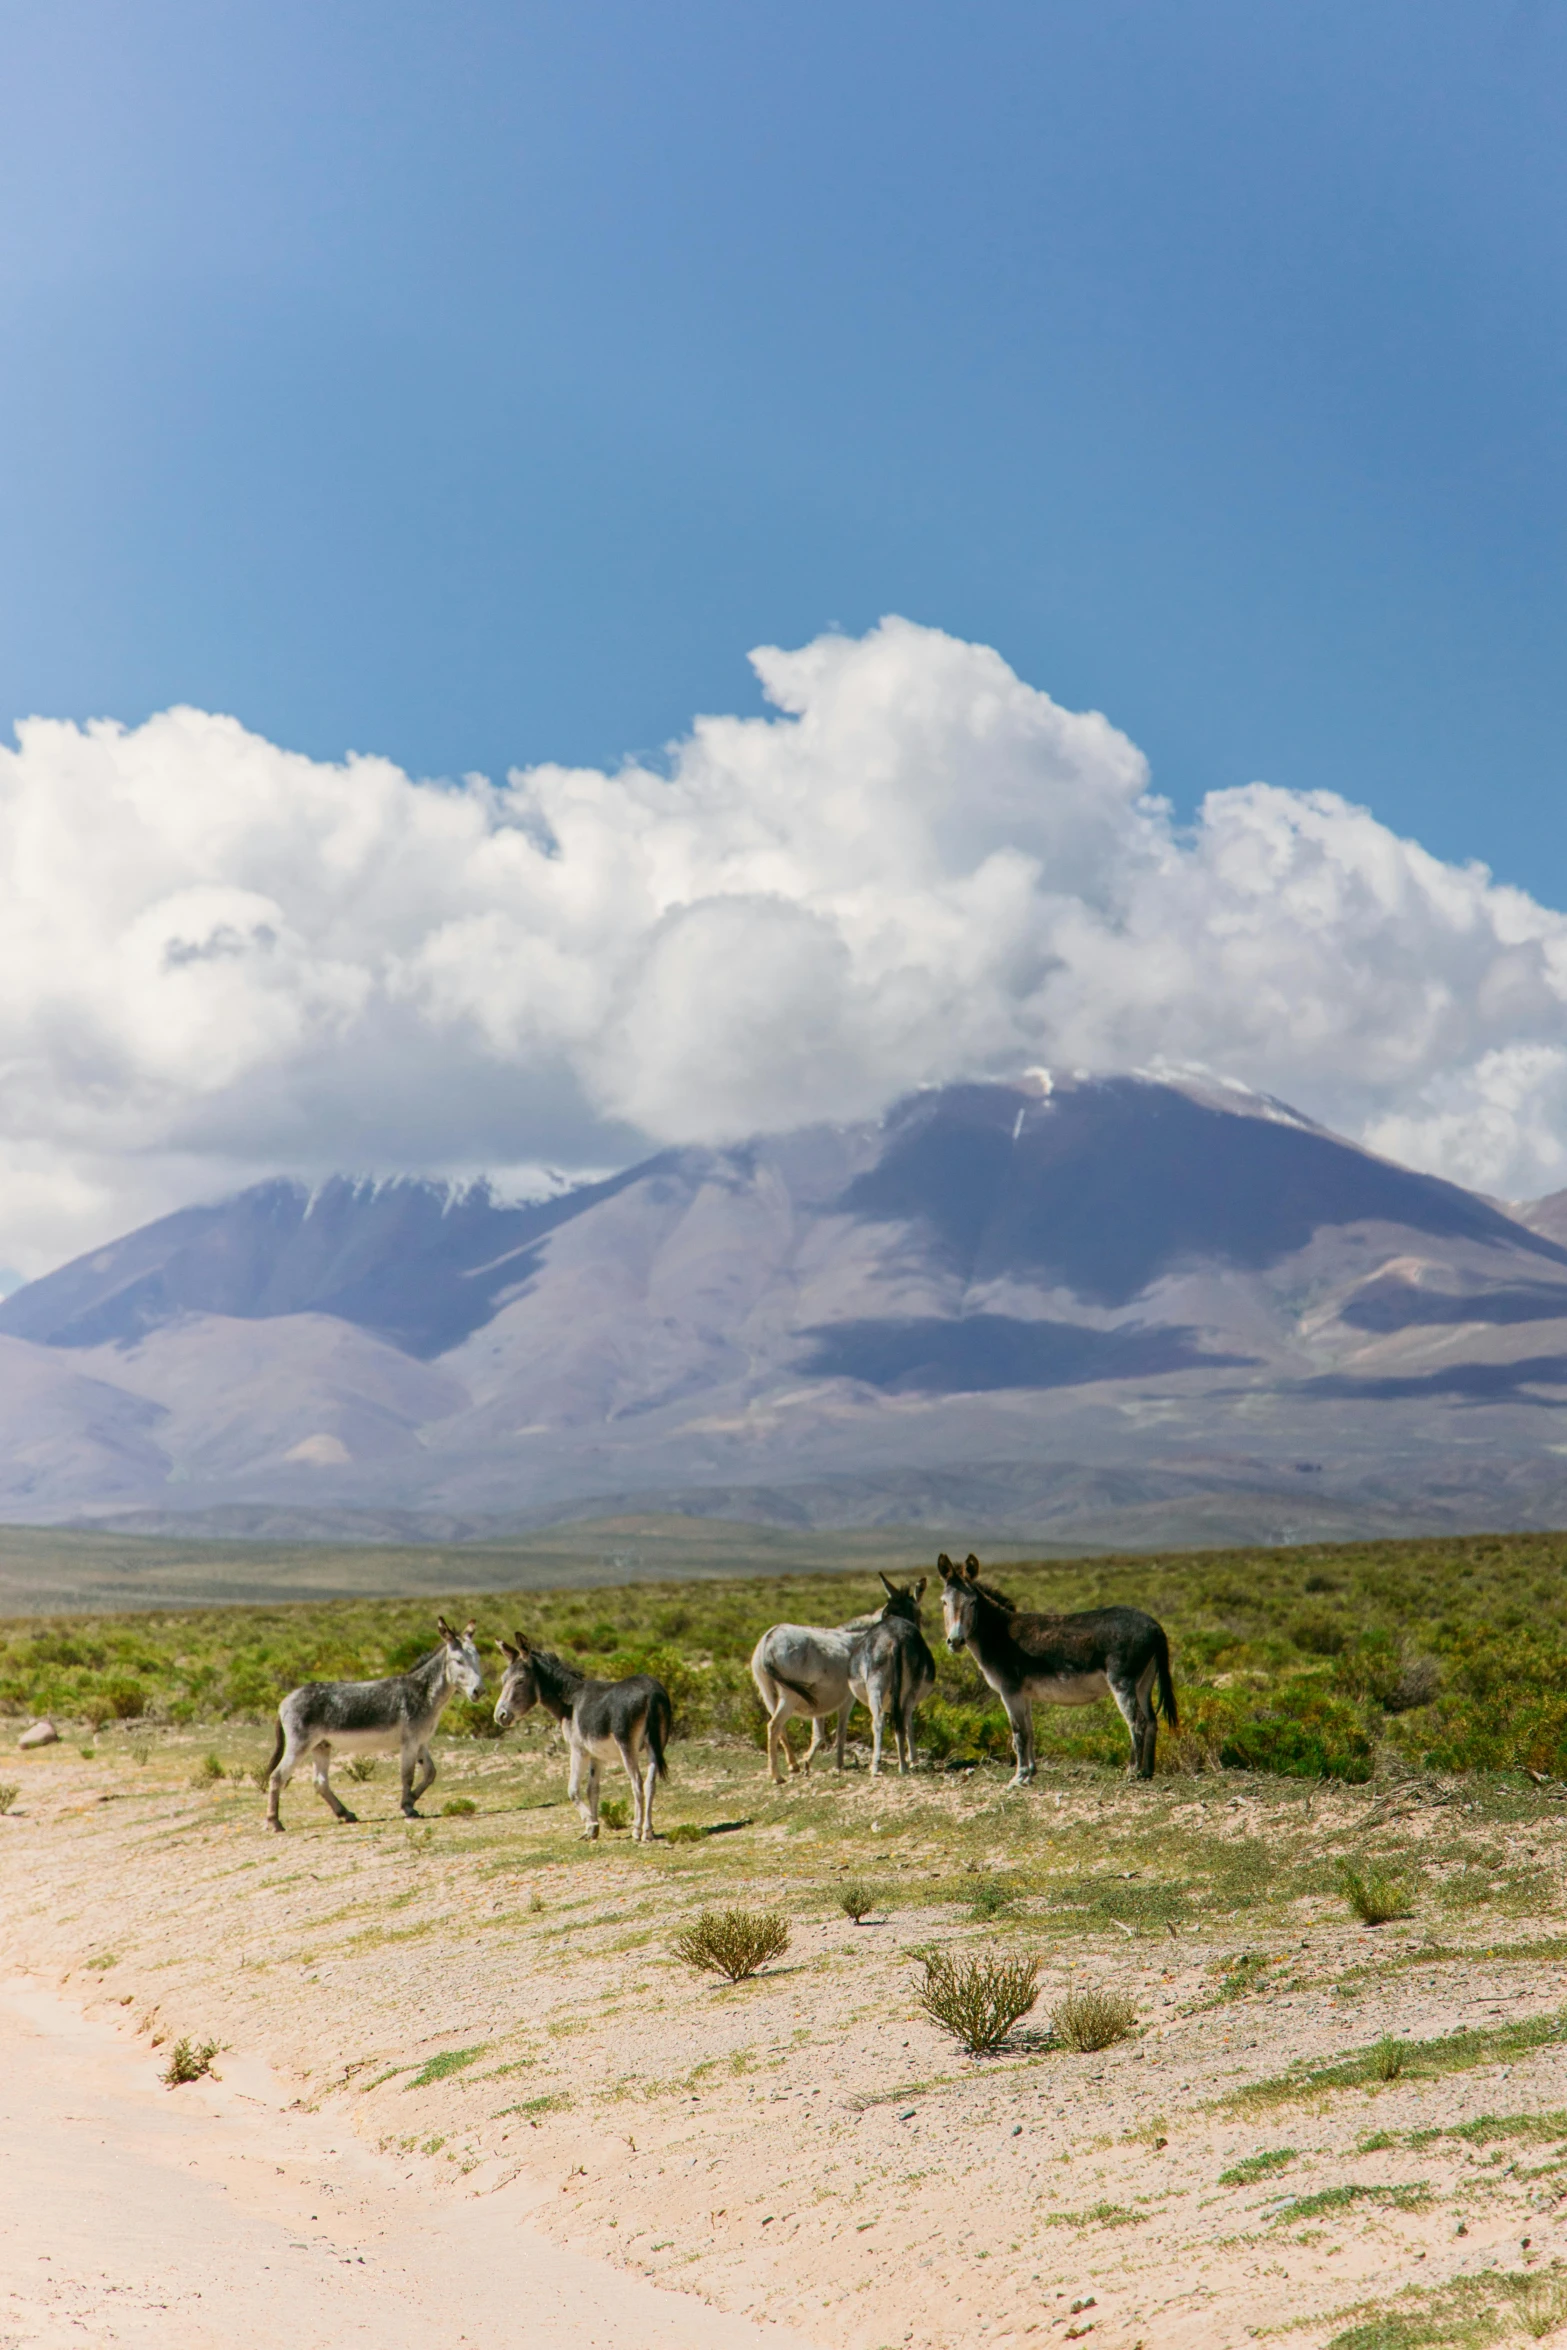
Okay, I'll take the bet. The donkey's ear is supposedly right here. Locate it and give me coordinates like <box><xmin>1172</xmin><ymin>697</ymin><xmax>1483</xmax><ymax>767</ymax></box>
<box><xmin>462</xmin><ymin>1619</ymin><xmax>476</xmax><ymax>1637</ymax></box>
<box><xmin>436</xmin><ymin>1615</ymin><xmax>456</xmax><ymax>1640</ymax></box>
<box><xmin>913</xmin><ymin>1575</ymin><xmax>927</xmax><ymax>1599</ymax></box>
<box><xmin>497</xmin><ymin>1639</ymin><xmax>519</xmax><ymax>1661</ymax></box>
<box><xmin>880</xmin><ymin>1571</ymin><xmax>898</xmax><ymax>1596</ymax></box>
<box><xmin>936</xmin><ymin>1552</ymin><xmax>955</xmax><ymax>1575</ymax></box>
<box><xmin>962</xmin><ymin>1556</ymin><xmax>981</xmax><ymax>1581</ymax></box>
<box><xmin>512</xmin><ymin>1629</ymin><xmax>532</xmax><ymax>1655</ymax></box>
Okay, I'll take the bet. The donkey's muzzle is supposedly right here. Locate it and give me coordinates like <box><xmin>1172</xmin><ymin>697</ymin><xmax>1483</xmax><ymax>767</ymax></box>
<box><xmin>946</xmin><ymin>1632</ymin><xmax>966</xmax><ymax>1653</ymax></box>
<box><xmin>493</xmin><ymin>1704</ymin><xmax>514</xmax><ymax>1728</ymax></box>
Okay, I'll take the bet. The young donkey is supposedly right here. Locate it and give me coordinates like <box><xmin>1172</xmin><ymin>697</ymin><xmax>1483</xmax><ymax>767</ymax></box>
<box><xmin>751</xmin><ymin>1577</ymin><xmax>934</xmax><ymax>1780</ymax></box>
<box><xmin>939</xmin><ymin>1553</ymin><xmax>1177</xmax><ymax>1784</ymax></box>
<box><xmin>493</xmin><ymin>1633</ymin><xmax>671</xmax><ymax>1842</ymax></box>
<box><xmin>264</xmin><ymin>1616</ymin><xmax>485</xmax><ymax>1831</ymax></box>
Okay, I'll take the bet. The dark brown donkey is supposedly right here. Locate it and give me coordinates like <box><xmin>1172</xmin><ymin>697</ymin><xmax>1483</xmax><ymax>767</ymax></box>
<box><xmin>938</xmin><ymin>1552</ymin><xmax>1176</xmax><ymax>1783</ymax></box>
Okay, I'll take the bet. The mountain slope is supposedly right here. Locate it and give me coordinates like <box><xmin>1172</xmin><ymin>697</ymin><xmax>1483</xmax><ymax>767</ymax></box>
<box><xmin>7</xmin><ymin>1072</ymin><xmax>1567</xmax><ymax>1545</ymax></box>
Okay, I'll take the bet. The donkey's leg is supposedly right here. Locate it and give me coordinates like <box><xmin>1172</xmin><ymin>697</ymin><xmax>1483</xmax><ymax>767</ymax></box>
<box><xmin>613</xmin><ymin>1736</ymin><xmax>644</xmax><ymax>1840</ymax></box>
<box><xmin>400</xmin><ymin>1740</ymin><xmax>432</xmax><ymax>1818</ymax></box>
<box><xmin>1134</xmin><ymin>1658</ymin><xmax>1159</xmax><ymax>1779</ymax></box>
<box><xmin>1003</xmin><ymin>1694</ymin><xmax>1036</xmax><ymax>1786</ymax></box>
<box><xmin>639</xmin><ymin>1747</ymin><xmax>659</xmax><ymax>1840</ymax></box>
<box><xmin>266</xmin><ymin>1734</ymin><xmax>303</xmax><ymax>1831</ymax></box>
<box><xmin>311</xmin><ymin>1741</ymin><xmax>358</xmax><ymax>1822</ymax></box>
<box><xmin>867</xmin><ymin>1682</ymin><xmax>887</xmax><ymax>1778</ymax></box>
<box><xmin>412</xmin><ymin>1743</ymin><xmax>438</xmax><ymax>1803</ymax></box>
<box><xmin>766</xmin><ymin>1702</ymin><xmax>794</xmax><ymax>1784</ymax></box>
<box><xmin>1107</xmin><ymin>1671</ymin><xmax>1150</xmax><ymax>1779</ymax></box>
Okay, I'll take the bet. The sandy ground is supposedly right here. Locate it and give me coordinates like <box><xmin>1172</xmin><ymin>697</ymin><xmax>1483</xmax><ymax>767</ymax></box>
<box><xmin>0</xmin><ymin>1979</ymin><xmax>815</xmax><ymax>2350</ymax></box>
<box><xmin>6</xmin><ymin>1723</ymin><xmax>1567</xmax><ymax>2348</ymax></box>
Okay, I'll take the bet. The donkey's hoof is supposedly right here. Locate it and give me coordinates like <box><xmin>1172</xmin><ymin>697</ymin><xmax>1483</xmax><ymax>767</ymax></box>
<box><xmin>402</xmin><ymin>1808</ymin><xmax>424</xmax><ymax>1820</ymax></box>
<box><xmin>265</xmin><ymin>1819</ymin><xmax>284</xmax><ymax>1833</ymax></box>
<box><xmin>336</xmin><ymin>1808</ymin><xmax>358</xmax><ymax>1823</ymax></box>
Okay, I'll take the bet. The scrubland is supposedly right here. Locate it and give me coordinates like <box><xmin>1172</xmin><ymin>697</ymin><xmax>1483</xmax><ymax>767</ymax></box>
<box><xmin>7</xmin><ymin>1531</ymin><xmax>1567</xmax><ymax>2347</ymax></box>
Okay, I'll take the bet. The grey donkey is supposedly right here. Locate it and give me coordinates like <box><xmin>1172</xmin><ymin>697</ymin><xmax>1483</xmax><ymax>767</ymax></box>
<box><xmin>939</xmin><ymin>1551</ymin><xmax>1177</xmax><ymax>1784</ymax></box>
<box><xmin>493</xmin><ymin>1633</ymin><xmax>671</xmax><ymax>1842</ymax></box>
<box><xmin>263</xmin><ymin>1616</ymin><xmax>485</xmax><ymax>1831</ymax></box>
<box><xmin>849</xmin><ymin>1576</ymin><xmax>936</xmax><ymax>1775</ymax></box>
<box><xmin>751</xmin><ymin>1576</ymin><xmax>932</xmax><ymax>1781</ymax></box>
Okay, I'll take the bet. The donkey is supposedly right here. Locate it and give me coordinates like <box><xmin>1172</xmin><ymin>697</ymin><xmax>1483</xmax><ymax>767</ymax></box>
<box><xmin>749</xmin><ymin>1599</ymin><xmax>883</xmax><ymax>1782</ymax></box>
<box><xmin>493</xmin><ymin>1634</ymin><xmax>671</xmax><ymax>1842</ymax></box>
<box><xmin>263</xmin><ymin>1616</ymin><xmax>485</xmax><ymax>1832</ymax></box>
<box><xmin>938</xmin><ymin>1552</ymin><xmax>1177</xmax><ymax>1784</ymax></box>
<box><xmin>848</xmin><ymin>1576</ymin><xmax>936</xmax><ymax>1777</ymax></box>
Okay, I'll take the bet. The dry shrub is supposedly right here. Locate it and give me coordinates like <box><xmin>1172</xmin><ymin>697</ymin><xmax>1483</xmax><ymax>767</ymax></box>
<box><xmin>162</xmin><ymin>2036</ymin><xmax>219</xmax><ymax>2086</ymax></box>
<box><xmin>0</xmin><ymin>1784</ymin><xmax>18</xmax><ymax>1815</ymax></box>
<box><xmin>838</xmin><ymin>1881</ymin><xmax>878</xmax><ymax>1923</ymax></box>
<box><xmin>344</xmin><ymin>1756</ymin><xmax>378</xmax><ymax>1783</ymax></box>
<box><xmin>918</xmin><ymin>1951</ymin><xmax>1040</xmax><ymax>2054</ymax></box>
<box><xmin>672</xmin><ymin>1908</ymin><xmax>790</xmax><ymax>1982</ymax></box>
<box><xmin>1516</xmin><ymin>2274</ymin><xmax>1567</xmax><ymax>2340</ymax></box>
<box><xmin>1053</xmin><ymin>1985</ymin><xmax>1137</xmax><ymax>2053</ymax></box>
<box><xmin>1338</xmin><ymin>1861</ymin><xmax>1413</xmax><ymax>1926</ymax></box>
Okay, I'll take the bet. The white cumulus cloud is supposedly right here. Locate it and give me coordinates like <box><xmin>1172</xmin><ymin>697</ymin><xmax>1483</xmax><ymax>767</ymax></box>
<box><xmin>3</xmin><ymin>613</ymin><xmax>1566</xmax><ymax>1276</ymax></box>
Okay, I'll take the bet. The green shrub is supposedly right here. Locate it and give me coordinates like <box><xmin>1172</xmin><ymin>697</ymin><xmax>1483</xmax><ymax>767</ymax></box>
<box><xmin>343</xmin><ymin>1756</ymin><xmax>377</xmax><ymax>1783</ymax></box>
<box><xmin>162</xmin><ymin>2037</ymin><xmax>219</xmax><ymax>2086</ymax></box>
<box><xmin>1220</xmin><ymin>2145</ymin><xmax>1297</xmax><ymax>2187</ymax></box>
<box><xmin>1052</xmin><ymin>1986</ymin><xmax>1137</xmax><ymax>2053</ymax></box>
<box><xmin>918</xmin><ymin>1952</ymin><xmax>1040</xmax><ymax>2054</ymax></box>
<box><xmin>838</xmin><ymin>1881</ymin><xmax>878</xmax><ymax>1923</ymax></box>
<box><xmin>440</xmin><ymin>1796</ymin><xmax>477</xmax><ymax>1816</ymax></box>
<box><xmin>597</xmin><ymin>1796</ymin><xmax>630</xmax><ymax>1829</ymax></box>
<box><xmin>1219</xmin><ymin>1682</ymin><xmax>1374</xmax><ymax>1781</ymax></box>
<box><xmin>1338</xmin><ymin>1862</ymin><xmax>1413</xmax><ymax>1927</ymax></box>
<box><xmin>672</xmin><ymin>1909</ymin><xmax>790</xmax><ymax>1982</ymax></box>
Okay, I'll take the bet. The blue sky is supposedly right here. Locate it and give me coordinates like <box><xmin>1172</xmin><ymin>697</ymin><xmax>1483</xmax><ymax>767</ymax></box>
<box><xmin>3</xmin><ymin>0</ymin><xmax>1562</xmax><ymax>886</ymax></box>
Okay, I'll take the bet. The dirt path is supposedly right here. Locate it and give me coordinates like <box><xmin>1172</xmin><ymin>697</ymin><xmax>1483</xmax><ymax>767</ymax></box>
<box><xmin>0</xmin><ymin>1979</ymin><xmax>817</xmax><ymax>2350</ymax></box>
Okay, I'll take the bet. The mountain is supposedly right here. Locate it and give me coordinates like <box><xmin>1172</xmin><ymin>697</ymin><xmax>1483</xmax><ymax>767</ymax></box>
<box><xmin>7</xmin><ymin>1071</ymin><xmax>1567</xmax><ymax>1548</ymax></box>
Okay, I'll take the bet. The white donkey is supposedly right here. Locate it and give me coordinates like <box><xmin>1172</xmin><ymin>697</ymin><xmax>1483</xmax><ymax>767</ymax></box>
<box><xmin>263</xmin><ymin>1617</ymin><xmax>485</xmax><ymax>1831</ymax></box>
<box><xmin>751</xmin><ymin>1577</ymin><xmax>931</xmax><ymax>1781</ymax></box>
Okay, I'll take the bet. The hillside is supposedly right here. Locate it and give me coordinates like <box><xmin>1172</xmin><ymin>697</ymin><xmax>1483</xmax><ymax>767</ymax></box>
<box><xmin>6</xmin><ymin>1071</ymin><xmax>1567</xmax><ymax>1548</ymax></box>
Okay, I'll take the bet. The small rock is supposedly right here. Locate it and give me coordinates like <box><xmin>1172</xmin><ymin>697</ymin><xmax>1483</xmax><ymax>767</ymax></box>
<box><xmin>18</xmin><ymin>1718</ymin><xmax>58</xmax><ymax>1749</ymax></box>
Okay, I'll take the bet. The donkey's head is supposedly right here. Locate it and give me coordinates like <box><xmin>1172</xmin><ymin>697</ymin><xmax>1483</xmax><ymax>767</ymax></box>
<box><xmin>436</xmin><ymin>1616</ymin><xmax>486</xmax><ymax>1700</ymax></box>
<box><xmin>878</xmin><ymin>1572</ymin><xmax>927</xmax><ymax>1624</ymax></box>
<box><xmin>493</xmin><ymin>1631</ymin><xmax>541</xmax><ymax>1729</ymax></box>
<box><xmin>938</xmin><ymin>1552</ymin><xmax>985</xmax><ymax>1652</ymax></box>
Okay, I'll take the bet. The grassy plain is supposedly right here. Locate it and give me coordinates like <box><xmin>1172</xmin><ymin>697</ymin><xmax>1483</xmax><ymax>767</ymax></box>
<box><xmin>9</xmin><ymin>1526</ymin><xmax>1567</xmax><ymax>2346</ymax></box>
<box><xmin>6</xmin><ymin>1525</ymin><xmax>1567</xmax><ymax>1786</ymax></box>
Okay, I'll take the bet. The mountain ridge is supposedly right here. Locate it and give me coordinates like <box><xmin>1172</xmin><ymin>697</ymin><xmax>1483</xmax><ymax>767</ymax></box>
<box><xmin>6</xmin><ymin>1071</ymin><xmax>1567</xmax><ymax>1549</ymax></box>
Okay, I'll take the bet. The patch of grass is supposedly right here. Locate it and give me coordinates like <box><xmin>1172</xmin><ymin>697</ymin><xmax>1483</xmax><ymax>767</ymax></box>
<box><xmin>671</xmin><ymin>1909</ymin><xmax>790</xmax><ymax>1983</ymax></box>
<box><xmin>405</xmin><ymin>2044</ymin><xmax>486</xmax><ymax>2089</ymax></box>
<box><xmin>1043</xmin><ymin>2200</ymin><xmax>1142</xmax><ymax>2229</ymax></box>
<box><xmin>0</xmin><ymin>1783</ymin><xmax>18</xmax><ymax>1814</ymax></box>
<box><xmin>161</xmin><ymin>2036</ymin><xmax>219</xmax><ymax>2086</ymax></box>
<box><xmin>918</xmin><ymin>1952</ymin><xmax>1040</xmax><ymax>2054</ymax></box>
<box><xmin>664</xmin><ymin>1823</ymin><xmax>705</xmax><ymax>1844</ymax></box>
<box><xmin>343</xmin><ymin>1756</ymin><xmax>378</xmax><ymax>1783</ymax></box>
<box><xmin>1053</xmin><ymin>1986</ymin><xmax>1137</xmax><ymax>2054</ymax></box>
<box><xmin>838</xmin><ymin>1881</ymin><xmax>878</xmax><ymax>1923</ymax></box>
<box><xmin>1279</xmin><ymin>2181</ymin><xmax>1431</xmax><ymax>2223</ymax></box>
<box><xmin>83</xmin><ymin>1951</ymin><xmax>117</xmax><ymax>1971</ymax></box>
<box><xmin>191</xmin><ymin>1753</ymin><xmax>225</xmax><ymax>1784</ymax></box>
<box><xmin>597</xmin><ymin>1796</ymin><xmax>631</xmax><ymax>1830</ymax></box>
<box><xmin>1205</xmin><ymin>1951</ymin><xmax>1276</xmax><ymax>2005</ymax></box>
<box><xmin>1224</xmin><ymin>2011</ymin><xmax>1567</xmax><ymax>2112</ymax></box>
<box><xmin>440</xmin><ymin>1796</ymin><xmax>477</xmax><ymax>1817</ymax></box>
<box><xmin>967</xmin><ymin>1877</ymin><xmax>1018</xmax><ymax>1922</ymax></box>
<box><xmin>1339</xmin><ymin>1861</ymin><xmax>1415</xmax><ymax>1926</ymax></box>
<box><xmin>1219</xmin><ymin>2145</ymin><xmax>1297</xmax><ymax>2187</ymax></box>
<box><xmin>1327</xmin><ymin>2262</ymin><xmax>1567</xmax><ymax>2350</ymax></box>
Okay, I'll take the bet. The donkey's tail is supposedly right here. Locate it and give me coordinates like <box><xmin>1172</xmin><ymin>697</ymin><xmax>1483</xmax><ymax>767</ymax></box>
<box><xmin>1152</xmin><ymin>1626</ymin><xmax>1178</xmax><ymax>1730</ymax></box>
<box><xmin>646</xmin><ymin>1686</ymin><xmax>672</xmax><ymax>1780</ymax></box>
<box><xmin>262</xmin><ymin>1717</ymin><xmax>286</xmax><ymax>1783</ymax></box>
